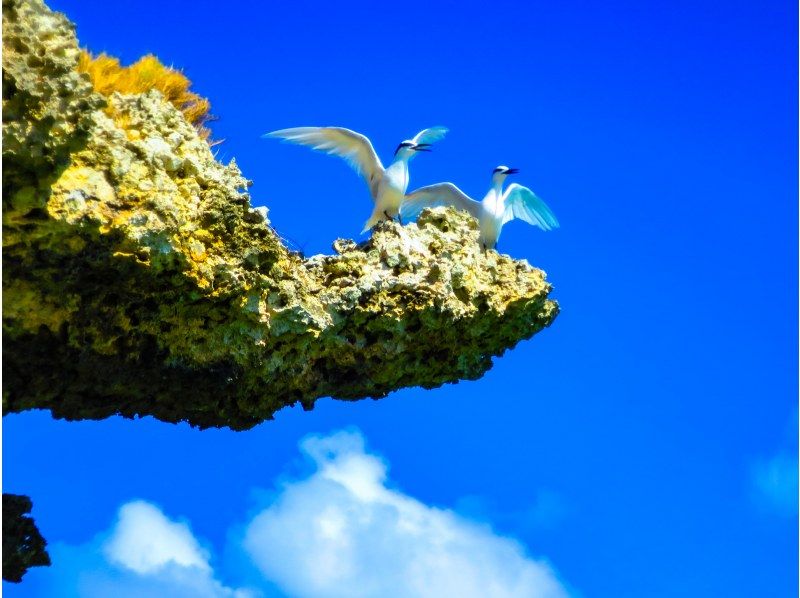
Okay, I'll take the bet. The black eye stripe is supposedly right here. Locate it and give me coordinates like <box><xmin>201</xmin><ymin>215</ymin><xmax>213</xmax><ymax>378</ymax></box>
<box><xmin>395</xmin><ymin>142</ymin><xmax>415</xmax><ymax>155</ymax></box>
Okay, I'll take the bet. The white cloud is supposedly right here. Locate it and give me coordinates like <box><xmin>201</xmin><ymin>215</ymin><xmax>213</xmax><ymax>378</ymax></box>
<box><xmin>243</xmin><ymin>430</ymin><xmax>570</xmax><ymax>598</ymax></box>
<box><xmin>43</xmin><ymin>501</ymin><xmax>256</xmax><ymax>598</ymax></box>
<box><xmin>33</xmin><ymin>430</ymin><xmax>570</xmax><ymax>598</ymax></box>
<box><xmin>103</xmin><ymin>500</ymin><xmax>212</xmax><ymax>574</ymax></box>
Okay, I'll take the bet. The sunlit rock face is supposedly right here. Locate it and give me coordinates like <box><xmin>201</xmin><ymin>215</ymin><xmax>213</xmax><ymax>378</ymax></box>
<box><xmin>2</xmin><ymin>0</ymin><xmax>559</xmax><ymax>430</ymax></box>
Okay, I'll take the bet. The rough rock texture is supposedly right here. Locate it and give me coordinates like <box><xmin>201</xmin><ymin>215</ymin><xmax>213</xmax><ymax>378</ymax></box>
<box><xmin>2</xmin><ymin>494</ymin><xmax>50</xmax><ymax>583</ymax></box>
<box><xmin>2</xmin><ymin>0</ymin><xmax>559</xmax><ymax>431</ymax></box>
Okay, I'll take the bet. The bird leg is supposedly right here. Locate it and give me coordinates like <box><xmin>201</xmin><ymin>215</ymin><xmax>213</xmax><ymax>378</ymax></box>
<box><xmin>383</xmin><ymin>210</ymin><xmax>403</xmax><ymax>225</ymax></box>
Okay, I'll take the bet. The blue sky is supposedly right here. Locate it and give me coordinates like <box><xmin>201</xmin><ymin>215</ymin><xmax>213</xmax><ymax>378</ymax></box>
<box><xmin>4</xmin><ymin>0</ymin><xmax>797</xmax><ymax>596</ymax></box>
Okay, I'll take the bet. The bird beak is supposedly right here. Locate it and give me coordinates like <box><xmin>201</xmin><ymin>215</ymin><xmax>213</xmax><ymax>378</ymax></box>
<box><xmin>505</xmin><ymin>168</ymin><xmax>519</xmax><ymax>174</ymax></box>
<box><xmin>413</xmin><ymin>143</ymin><xmax>432</xmax><ymax>152</ymax></box>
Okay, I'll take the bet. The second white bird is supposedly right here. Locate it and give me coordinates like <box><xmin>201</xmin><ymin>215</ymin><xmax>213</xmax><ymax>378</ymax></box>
<box><xmin>401</xmin><ymin>166</ymin><xmax>560</xmax><ymax>249</ymax></box>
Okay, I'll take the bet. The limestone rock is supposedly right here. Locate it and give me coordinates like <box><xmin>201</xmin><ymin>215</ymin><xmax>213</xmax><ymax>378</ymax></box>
<box><xmin>2</xmin><ymin>0</ymin><xmax>559</xmax><ymax>430</ymax></box>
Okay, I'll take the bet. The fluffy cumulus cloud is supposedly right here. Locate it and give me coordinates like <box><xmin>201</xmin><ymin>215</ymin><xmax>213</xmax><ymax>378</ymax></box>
<box><xmin>103</xmin><ymin>501</ymin><xmax>213</xmax><ymax>574</ymax></box>
<box><xmin>243</xmin><ymin>430</ymin><xmax>569</xmax><ymax>598</ymax></box>
<box><xmin>43</xmin><ymin>501</ymin><xmax>254</xmax><ymax>598</ymax></box>
<box><xmin>37</xmin><ymin>430</ymin><xmax>569</xmax><ymax>597</ymax></box>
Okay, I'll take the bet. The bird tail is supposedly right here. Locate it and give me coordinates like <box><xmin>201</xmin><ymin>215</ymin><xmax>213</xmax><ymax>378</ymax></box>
<box><xmin>361</xmin><ymin>215</ymin><xmax>380</xmax><ymax>234</ymax></box>
<box><xmin>362</xmin><ymin>206</ymin><xmax>391</xmax><ymax>233</ymax></box>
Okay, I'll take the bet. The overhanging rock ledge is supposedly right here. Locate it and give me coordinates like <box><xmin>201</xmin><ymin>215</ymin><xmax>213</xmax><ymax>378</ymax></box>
<box><xmin>2</xmin><ymin>0</ymin><xmax>559</xmax><ymax>431</ymax></box>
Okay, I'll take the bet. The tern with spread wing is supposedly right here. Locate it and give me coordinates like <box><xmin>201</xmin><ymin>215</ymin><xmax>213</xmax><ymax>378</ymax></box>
<box><xmin>265</xmin><ymin>126</ymin><xmax>448</xmax><ymax>233</ymax></box>
<box><xmin>401</xmin><ymin>166</ymin><xmax>559</xmax><ymax>249</ymax></box>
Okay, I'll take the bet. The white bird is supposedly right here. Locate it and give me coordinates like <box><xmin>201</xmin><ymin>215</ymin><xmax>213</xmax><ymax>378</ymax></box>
<box><xmin>265</xmin><ymin>126</ymin><xmax>448</xmax><ymax>233</ymax></box>
<box><xmin>401</xmin><ymin>166</ymin><xmax>559</xmax><ymax>249</ymax></box>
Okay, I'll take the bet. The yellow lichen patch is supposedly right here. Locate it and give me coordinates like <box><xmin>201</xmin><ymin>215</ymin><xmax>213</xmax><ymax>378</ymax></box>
<box><xmin>187</xmin><ymin>239</ymin><xmax>207</xmax><ymax>262</ymax></box>
<box><xmin>48</xmin><ymin>165</ymin><xmax>116</xmax><ymax>223</ymax></box>
<box><xmin>192</xmin><ymin>229</ymin><xmax>215</xmax><ymax>243</ymax></box>
<box><xmin>180</xmin><ymin>256</ymin><xmax>214</xmax><ymax>290</ymax></box>
<box><xmin>77</xmin><ymin>50</ymin><xmax>213</xmax><ymax>140</ymax></box>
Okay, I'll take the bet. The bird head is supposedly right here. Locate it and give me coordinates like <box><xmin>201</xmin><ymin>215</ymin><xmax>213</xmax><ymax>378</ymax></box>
<box><xmin>395</xmin><ymin>140</ymin><xmax>432</xmax><ymax>159</ymax></box>
<box><xmin>492</xmin><ymin>165</ymin><xmax>519</xmax><ymax>184</ymax></box>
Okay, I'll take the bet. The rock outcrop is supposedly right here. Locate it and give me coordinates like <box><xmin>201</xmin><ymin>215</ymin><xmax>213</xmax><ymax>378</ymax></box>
<box><xmin>2</xmin><ymin>0</ymin><xmax>559</xmax><ymax>431</ymax></box>
<box><xmin>2</xmin><ymin>494</ymin><xmax>50</xmax><ymax>583</ymax></box>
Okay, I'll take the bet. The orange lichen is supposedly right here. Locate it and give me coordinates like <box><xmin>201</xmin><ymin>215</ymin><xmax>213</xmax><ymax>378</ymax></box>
<box><xmin>77</xmin><ymin>50</ymin><xmax>214</xmax><ymax>140</ymax></box>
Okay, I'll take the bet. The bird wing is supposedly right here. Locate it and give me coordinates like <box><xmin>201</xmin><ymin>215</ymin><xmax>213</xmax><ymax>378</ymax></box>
<box><xmin>411</xmin><ymin>126</ymin><xmax>449</xmax><ymax>146</ymax></box>
<box><xmin>502</xmin><ymin>183</ymin><xmax>560</xmax><ymax>230</ymax></box>
<box><xmin>265</xmin><ymin>127</ymin><xmax>384</xmax><ymax>196</ymax></box>
<box><xmin>401</xmin><ymin>182</ymin><xmax>481</xmax><ymax>221</ymax></box>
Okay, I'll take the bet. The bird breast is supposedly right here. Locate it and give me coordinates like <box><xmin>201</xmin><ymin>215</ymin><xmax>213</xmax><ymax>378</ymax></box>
<box><xmin>482</xmin><ymin>189</ymin><xmax>505</xmax><ymax>220</ymax></box>
<box><xmin>383</xmin><ymin>161</ymin><xmax>409</xmax><ymax>195</ymax></box>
